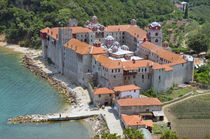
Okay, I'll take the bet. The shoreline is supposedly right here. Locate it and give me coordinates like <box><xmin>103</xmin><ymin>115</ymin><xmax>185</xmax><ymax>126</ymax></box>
<box><xmin>0</xmin><ymin>43</ymin><xmax>108</xmax><ymax>137</ymax></box>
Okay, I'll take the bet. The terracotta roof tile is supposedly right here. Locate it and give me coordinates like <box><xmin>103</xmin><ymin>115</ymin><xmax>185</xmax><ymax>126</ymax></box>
<box><xmin>70</xmin><ymin>27</ymin><xmax>92</xmax><ymax>34</ymax></box>
<box><xmin>40</xmin><ymin>27</ymin><xmax>92</xmax><ymax>40</ymax></box>
<box><xmin>140</xmin><ymin>41</ymin><xmax>186</xmax><ymax>65</ymax></box>
<box><xmin>113</xmin><ymin>84</ymin><xmax>141</xmax><ymax>92</ymax></box>
<box><xmin>121</xmin><ymin>114</ymin><xmax>153</xmax><ymax>127</ymax></box>
<box><xmin>93</xmin><ymin>88</ymin><xmax>114</xmax><ymax>95</ymax></box>
<box><xmin>64</xmin><ymin>39</ymin><xmax>106</xmax><ymax>55</ymax></box>
<box><xmin>93</xmin><ymin>55</ymin><xmax>173</xmax><ymax>71</ymax></box>
<box><xmin>105</xmin><ymin>25</ymin><xmax>147</xmax><ymax>40</ymax></box>
<box><xmin>118</xmin><ymin>98</ymin><xmax>162</xmax><ymax>107</ymax></box>
<box><xmin>93</xmin><ymin>55</ymin><xmax>123</xmax><ymax>69</ymax></box>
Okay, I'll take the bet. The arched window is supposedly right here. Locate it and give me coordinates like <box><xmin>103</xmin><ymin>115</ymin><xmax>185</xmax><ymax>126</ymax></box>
<box><xmin>155</xmin><ymin>39</ymin><xmax>158</xmax><ymax>42</ymax></box>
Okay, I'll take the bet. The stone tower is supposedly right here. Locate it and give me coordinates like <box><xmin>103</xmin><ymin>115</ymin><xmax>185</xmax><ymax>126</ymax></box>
<box><xmin>58</xmin><ymin>27</ymin><xmax>72</xmax><ymax>74</ymax></box>
<box><xmin>147</xmin><ymin>22</ymin><xmax>162</xmax><ymax>46</ymax></box>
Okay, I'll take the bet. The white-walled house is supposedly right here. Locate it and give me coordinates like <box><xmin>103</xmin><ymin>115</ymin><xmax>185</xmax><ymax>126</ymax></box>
<box><xmin>113</xmin><ymin>84</ymin><xmax>140</xmax><ymax>99</ymax></box>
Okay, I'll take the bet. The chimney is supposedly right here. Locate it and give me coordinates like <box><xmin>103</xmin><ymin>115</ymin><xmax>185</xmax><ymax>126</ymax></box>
<box><xmin>147</xmin><ymin>62</ymin><xmax>150</xmax><ymax>67</ymax></box>
<box><xmin>47</xmin><ymin>29</ymin><xmax>49</xmax><ymax>33</ymax></box>
<box><xmin>143</xmin><ymin>38</ymin><xmax>146</xmax><ymax>42</ymax></box>
<box><xmin>88</xmin><ymin>47</ymin><xmax>91</xmax><ymax>54</ymax></box>
<box><xmin>132</xmin><ymin>59</ymin><xmax>135</xmax><ymax>64</ymax></box>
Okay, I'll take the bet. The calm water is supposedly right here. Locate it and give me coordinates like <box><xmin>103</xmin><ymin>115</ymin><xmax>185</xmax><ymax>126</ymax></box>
<box><xmin>0</xmin><ymin>47</ymin><xmax>90</xmax><ymax>139</ymax></box>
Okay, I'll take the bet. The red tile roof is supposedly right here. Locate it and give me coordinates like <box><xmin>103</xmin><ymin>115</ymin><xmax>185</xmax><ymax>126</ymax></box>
<box><xmin>93</xmin><ymin>55</ymin><xmax>123</xmax><ymax>69</ymax></box>
<box><xmin>64</xmin><ymin>38</ymin><xmax>106</xmax><ymax>55</ymax></box>
<box><xmin>121</xmin><ymin>114</ymin><xmax>153</xmax><ymax>127</ymax></box>
<box><xmin>93</xmin><ymin>55</ymin><xmax>173</xmax><ymax>71</ymax></box>
<box><xmin>70</xmin><ymin>27</ymin><xmax>92</xmax><ymax>34</ymax></box>
<box><xmin>105</xmin><ymin>25</ymin><xmax>147</xmax><ymax>41</ymax></box>
<box><xmin>93</xmin><ymin>88</ymin><xmax>114</xmax><ymax>95</ymax></box>
<box><xmin>40</xmin><ymin>27</ymin><xmax>92</xmax><ymax>40</ymax></box>
<box><xmin>140</xmin><ymin>41</ymin><xmax>186</xmax><ymax>65</ymax></box>
<box><xmin>118</xmin><ymin>98</ymin><xmax>162</xmax><ymax>107</ymax></box>
<box><xmin>113</xmin><ymin>84</ymin><xmax>141</xmax><ymax>92</ymax></box>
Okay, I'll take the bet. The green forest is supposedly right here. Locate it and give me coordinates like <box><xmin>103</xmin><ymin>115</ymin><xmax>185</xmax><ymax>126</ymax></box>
<box><xmin>0</xmin><ymin>0</ymin><xmax>177</xmax><ymax>48</ymax></box>
<box><xmin>0</xmin><ymin>0</ymin><xmax>209</xmax><ymax>50</ymax></box>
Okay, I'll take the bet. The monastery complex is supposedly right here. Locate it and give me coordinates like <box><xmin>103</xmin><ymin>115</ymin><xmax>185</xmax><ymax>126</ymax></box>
<box><xmin>40</xmin><ymin>16</ymin><xmax>193</xmax><ymax>93</ymax></box>
<box><xmin>40</xmin><ymin>16</ymin><xmax>194</xmax><ymax>129</ymax></box>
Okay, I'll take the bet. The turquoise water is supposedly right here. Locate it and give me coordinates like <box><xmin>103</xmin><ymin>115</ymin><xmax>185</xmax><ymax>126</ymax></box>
<box><xmin>0</xmin><ymin>47</ymin><xmax>90</xmax><ymax>139</ymax></box>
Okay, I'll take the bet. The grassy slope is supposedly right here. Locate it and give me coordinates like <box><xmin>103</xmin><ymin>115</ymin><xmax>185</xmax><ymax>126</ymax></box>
<box><xmin>190</xmin><ymin>5</ymin><xmax>210</xmax><ymax>22</ymax></box>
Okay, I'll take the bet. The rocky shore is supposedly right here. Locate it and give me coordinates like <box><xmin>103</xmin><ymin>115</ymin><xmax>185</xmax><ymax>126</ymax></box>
<box><xmin>22</xmin><ymin>55</ymin><xmax>76</xmax><ymax>104</ymax></box>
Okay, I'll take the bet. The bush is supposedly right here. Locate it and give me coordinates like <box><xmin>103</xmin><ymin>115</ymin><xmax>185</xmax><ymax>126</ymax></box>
<box><xmin>19</xmin><ymin>41</ymin><xmax>27</xmax><ymax>47</ymax></box>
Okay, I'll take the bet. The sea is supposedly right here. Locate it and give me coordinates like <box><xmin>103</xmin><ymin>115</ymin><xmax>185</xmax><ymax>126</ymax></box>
<box><xmin>0</xmin><ymin>47</ymin><xmax>90</xmax><ymax>139</ymax></box>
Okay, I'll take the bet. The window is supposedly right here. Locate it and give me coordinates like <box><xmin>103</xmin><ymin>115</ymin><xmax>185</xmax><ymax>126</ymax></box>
<box><xmin>155</xmin><ymin>39</ymin><xmax>158</xmax><ymax>42</ymax></box>
<box><xmin>114</xmin><ymin>75</ymin><xmax>116</xmax><ymax>78</ymax></box>
<box><xmin>124</xmin><ymin>77</ymin><xmax>126</xmax><ymax>80</ymax></box>
<box><xmin>155</xmin><ymin>33</ymin><xmax>158</xmax><ymax>36</ymax></box>
<box><xmin>133</xmin><ymin>75</ymin><xmax>135</xmax><ymax>78</ymax></box>
<box><xmin>134</xmin><ymin>90</ymin><xmax>136</xmax><ymax>92</ymax></box>
<box><xmin>109</xmin><ymin>94</ymin><xmax>112</xmax><ymax>97</ymax></box>
<box><xmin>159</xmin><ymin>76</ymin><xmax>161</xmax><ymax>81</ymax></box>
<box><xmin>142</xmin><ymin>75</ymin><xmax>144</xmax><ymax>79</ymax></box>
<box><xmin>142</xmin><ymin>69</ymin><xmax>143</xmax><ymax>72</ymax></box>
<box><xmin>148</xmin><ymin>75</ymin><xmax>149</xmax><ymax>79</ymax></box>
<box><xmin>145</xmin><ymin>68</ymin><xmax>147</xmax><ymax>72</ymax></box>
<box><xmin>118</xmin><ymin>69</ymin><xmax>120</xmax><ymax>72</ymax></box>
<box><xmin>99</xmin><ymin>94</ymin><xmax>101</xmax><ymax>98</ymax></box>
<box><xmin>115</xmin><ymin>69</ymin><xmax>117</xmax><ymax>72</ymax></box>
<box><xmin>112</xmin><ymin>70</ymin><xmax>113</xmax><ymax>73</ymax></box>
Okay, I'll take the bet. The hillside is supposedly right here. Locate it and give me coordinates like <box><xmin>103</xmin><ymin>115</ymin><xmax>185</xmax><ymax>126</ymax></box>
<box><xmin>0</xmin><ymin>0</ymin><xmax>176</xmax><ymax>48</ymax></box>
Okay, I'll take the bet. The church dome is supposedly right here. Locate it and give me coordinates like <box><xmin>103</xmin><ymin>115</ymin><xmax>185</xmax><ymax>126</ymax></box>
<box><xmin>121</xmin><ymin>45</ymin><xmax>129</xmax><ymax>50</ymax></box>
<box><xmin>106</xmin><ymin>35</ymin><xmax>114</xmax><ymax>41</ymax></box>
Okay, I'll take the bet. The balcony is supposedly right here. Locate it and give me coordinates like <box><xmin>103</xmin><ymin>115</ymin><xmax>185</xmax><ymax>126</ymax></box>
<box><xmin>123</xmin><ymin>71</ymin><xmax>137</xmax><ymax>75</ymax></box>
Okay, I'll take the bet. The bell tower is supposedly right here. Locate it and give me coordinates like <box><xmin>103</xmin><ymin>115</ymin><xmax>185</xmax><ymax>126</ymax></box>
<box><xmin>147</xmin><ymin>22</ymin><xmax>162</xmax><ymax>46</ymax></box>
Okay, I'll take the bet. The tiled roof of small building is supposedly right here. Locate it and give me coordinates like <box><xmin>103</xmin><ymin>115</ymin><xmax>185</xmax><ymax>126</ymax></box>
<box><xmin>105</xmin><ymin>25</ymin><xmax>147</xmax><ymax>41</ymax></box>
<box><xmin>93</xmin><ymin>88</ymin><xmax>114</xmax><ymax>95</ymax></box>
<box><xmin>64</xmin><ymin>38</ymin><xmax>106</xmax><ymax>55</ymax></box>
<box><xmin>121</xmin><ymin>114</ymin><xmax>153</xmax><ymax>127</ymax></box>
<box><xmin>113</xmin><ymin>84</ymin><xmax>141</xmax><ymax>92</ymax></box>
<box><xmin>118</xmin><ymin>98</ymin><xmax>162</xmax><ymax>107</ymax></box>
<box><xmin>140</xmin><ymin>41</ymin><xmax>186</xmax><ymax>65</ymax></box>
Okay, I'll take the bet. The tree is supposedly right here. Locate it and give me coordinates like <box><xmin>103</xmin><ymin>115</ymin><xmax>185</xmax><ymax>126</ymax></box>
<box><xmin>92</xmin><ymin>128</ymin><xmax>144</xmax><ymax>139</ymax></box>
<box><xmin>184</xmin><ymin>4</ymin><xmax>188</xmax><ymax>19</ymax></box>
<box><xmin>188</xmin><ymin>33</ymin><xmax>210</xmax><ymax>54</ymax></box>
<box><xmin>160</xmin><ymin>130</ymin><xmax>178</xmax><ymax>139</ymax></box>
<box><xmin>123</xmin><ymin>127</ymin><xmax>144</xmax><ymax>139</ymax></box>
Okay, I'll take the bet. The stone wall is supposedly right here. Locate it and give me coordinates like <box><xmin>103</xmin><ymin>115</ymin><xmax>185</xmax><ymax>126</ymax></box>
<box><xmin>116</xmin><ymin>102</ymin><xmax>162</xmax><ymax>116</ymax></box>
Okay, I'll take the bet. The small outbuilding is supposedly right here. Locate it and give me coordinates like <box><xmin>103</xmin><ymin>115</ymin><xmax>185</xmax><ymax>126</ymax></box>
<box><xmin>121</xmin><ymin>114</ymin><xmax>153</xmax><ymax>131</ymax></box>
<box><xmin>116</xmin><ymin>97</ymin><xmax>163</xmax><ymax>121</ymax></box>
<box><xmin>114</xmin><ymin>84</ymin><xmax>141</xmax><ymax>99</ymax></box>
<box><xmin>93</xmin><ymin>88</ymin><xmax>114</xmax><ymax>106</ymax></box>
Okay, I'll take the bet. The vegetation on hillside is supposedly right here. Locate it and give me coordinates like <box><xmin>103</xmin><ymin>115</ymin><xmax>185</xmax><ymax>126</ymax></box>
<box><xmin>194</xmin><ymin>60</ymin><xmax>210</xmax><ymax>85</ymax></box>
<box><xmin>0</xmin><ymin>0</ymin><xmax>177</xmax><ymax>48</ymax></box>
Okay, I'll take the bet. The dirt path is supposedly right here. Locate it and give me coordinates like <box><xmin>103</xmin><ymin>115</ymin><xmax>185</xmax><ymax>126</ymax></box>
<box><xmin>163</xmin><ymin>91</ymin><xmax>210</xmax><ymax>111</ymax></box>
